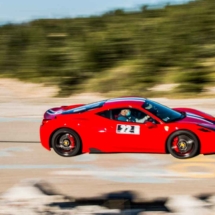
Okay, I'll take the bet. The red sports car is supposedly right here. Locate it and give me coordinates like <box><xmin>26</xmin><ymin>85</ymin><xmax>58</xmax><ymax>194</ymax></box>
<box><xmin>40</xmin><ymin>97</ymin><xmax>215</xmax><ymax>159</ymax></box>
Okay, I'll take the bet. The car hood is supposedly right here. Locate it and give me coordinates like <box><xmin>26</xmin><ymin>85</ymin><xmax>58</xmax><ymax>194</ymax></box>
<box><xmin>177</xmin><ymin>112</ymin><xmax>215</xmax><ymax>126</ymax></box>
<box><xmin>173</xmin><ymin>107</ymin><xmax>215</xmax><ymax>122</ymax></box>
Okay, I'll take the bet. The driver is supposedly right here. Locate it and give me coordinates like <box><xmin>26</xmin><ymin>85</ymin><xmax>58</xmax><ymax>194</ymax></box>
<box><xmin>117</xmin><ymin>109</ymin><xmax>150</xmax><ymax>123</ymax></box>
<box><xmin>117</xmin><ymin>109</ymin><xmax>136</xmax><ymax>122</ymax></box>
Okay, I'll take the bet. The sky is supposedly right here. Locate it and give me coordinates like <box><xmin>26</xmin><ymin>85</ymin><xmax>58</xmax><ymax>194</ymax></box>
<box><xmin>0</xmin><ymin>0</ymin><xmax>191</xmax><ymax>23</ymax></box>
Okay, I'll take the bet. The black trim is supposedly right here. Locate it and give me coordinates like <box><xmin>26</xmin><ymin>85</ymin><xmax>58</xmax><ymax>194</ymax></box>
<box><xmin>198</xmin><ymin>124</ymin><xmax>215</xmax><ymax>132</ymax></box>
<box><xmin>96</xmin><ymin>110</ymin><xmax>111</xmax><ymax>119</ymax></box>
<box><xmin>89</xmin><ymin>148</ymin><xmax>103</xmax><ymax>153</ymax></box>
<box><xmin>198</xmin><ymin>128</ymin><xmax>211</xmax><ymax>132</ymax></box>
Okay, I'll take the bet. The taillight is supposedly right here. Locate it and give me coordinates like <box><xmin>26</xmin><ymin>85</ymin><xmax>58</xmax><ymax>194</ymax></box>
<box><xmin>41</xmin><ymin>119</ymin><xmax>50</xmax><ymax>126</ymax></box>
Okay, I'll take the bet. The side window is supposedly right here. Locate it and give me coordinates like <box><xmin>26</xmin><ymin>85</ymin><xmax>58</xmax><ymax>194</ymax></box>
<box><xmin>111</xmin><ymin>108</ymin><xmax>151</xmax><ymax>124</ymax></box>
<box><xmin>112</xmin><ymin>108</ymin><xmax>123</xmax><ymax>120</ymax></box>
<box><xmin>97</xmin><ymin>110</ymin><xmax>111</xmax><ymax>119</ymax></box>
<box><xmin>97</xmin><ymin>108</ymin><xmax>158</xmax><ymax>124</ymax></box>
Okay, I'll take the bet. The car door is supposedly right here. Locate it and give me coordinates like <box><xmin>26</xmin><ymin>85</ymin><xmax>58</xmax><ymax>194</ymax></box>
<box><xmin>108</xmin><ymin>119</ymin><xmax>143</xmax><ymax>152</ymax></box>
<box><xmin>90</xmin><ymin>107</ymin><xmax>165</xmax><ymax>153</ymax></box>
<box><xmin>107</xmin><ymin>107</ymin><xmax>165</xmax><ymax>153</ymax></box>
<box><xmin>87</xmin><ymin>108</ymin><xmax>140</xmax><ymax>152</ymax></box>
<box><xmin>87</xmin><ymin>109</ymin><xmax>115</xmax><ymax>152</ymax></box>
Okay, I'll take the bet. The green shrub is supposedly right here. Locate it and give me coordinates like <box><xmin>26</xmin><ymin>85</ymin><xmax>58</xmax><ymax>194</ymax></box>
<box><xmin>177</xmin><ymin>70</ymin><xmax>209</xmax><ymax>85</ymax></box>
<box><xmin>175</xmin><ymin>83</ymin><xmax>204</xmax><ymax>93</ymax></box>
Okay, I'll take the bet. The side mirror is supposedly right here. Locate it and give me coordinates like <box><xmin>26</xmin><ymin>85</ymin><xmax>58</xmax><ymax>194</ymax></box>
<box><xmin>145</xmin><ymin>121</ymin><xmax>157</xmax><ymax>128</ymax></box>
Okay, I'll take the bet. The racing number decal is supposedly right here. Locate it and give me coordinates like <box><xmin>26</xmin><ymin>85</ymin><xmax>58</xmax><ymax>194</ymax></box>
<box><xmin>116</xmin><ymin>124</ymin><xmax>140</xmax><ymax>135</ymax></box>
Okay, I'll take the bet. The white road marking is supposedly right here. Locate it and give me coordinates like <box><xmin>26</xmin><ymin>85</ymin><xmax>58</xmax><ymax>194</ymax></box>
<box><xmin>51</xmin><ymin>170</ymin><xmax>207</xmax><ymax>178</ymax></box>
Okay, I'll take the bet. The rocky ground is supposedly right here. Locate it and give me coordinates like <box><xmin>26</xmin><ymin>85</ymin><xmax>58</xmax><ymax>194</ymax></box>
<box><xmin>1</xmin><ymin>180</ymin><xmax>215</xmax><ymax>215</ymax></box>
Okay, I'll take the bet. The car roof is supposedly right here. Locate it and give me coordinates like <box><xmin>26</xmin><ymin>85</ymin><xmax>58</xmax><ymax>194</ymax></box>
<box><xmin>103</xmin><ymin>97</ymin><xmax>146</xmax><ymax>108</ymax></box>
<box><xmin>62</xmin><ymin>97</ymin><xmax>147</xmax><ymax>115</ymax></box>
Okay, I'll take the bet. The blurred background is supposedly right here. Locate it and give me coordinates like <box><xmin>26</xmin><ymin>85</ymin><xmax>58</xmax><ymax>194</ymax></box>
<box><xmin>1</xmin><ymin>0</ymin><xmax>215</xmax><ymax>98</ymax></box>
<box><xmin>1</xmin><ymin>0</ymin><xmax>215</xmax><ymax>214</ymax></box>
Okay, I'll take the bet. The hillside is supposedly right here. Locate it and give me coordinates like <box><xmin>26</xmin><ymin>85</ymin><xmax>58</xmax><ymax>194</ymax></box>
<box><xmin>0</xmin><ymin>0</ymin><xmax>215</xmax><ymax>97</ymax></box>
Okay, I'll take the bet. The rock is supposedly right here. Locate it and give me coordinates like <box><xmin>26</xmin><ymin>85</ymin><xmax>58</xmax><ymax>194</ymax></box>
<box><xmin>0</xmin><ymin>179</ymin><xmax>66</xmax><ymax>202</ymax></box>
<box><xmin>0</xmin><ymin>180</ymin><xmax>68</xmax><ymax>215</ymax></box>
<box><xmin>207</xmin><ymin>195</ymin><xmax>215</xmax><ymax>204</ymax></box>
<box><xmin>1</xmin><ymin>180</ymin><xmax>215</xmax><ymax>215</ymax></box>
<box><xmin>1</xmin><ymin>185</ymin><xmax>46</xmax><ymax>201</ymax></box>
<box><xmin>33</xmin><ymin>180</ymin><xmax>62</xmax><ymax>196</ymax></box>
<box><xmin>166</xmin><ymin>195</ymin><xmax>211</xmax><ymax>215</ymax></box>
<box><xmin>71</xmin><ymin>205</ymin><xmax>120</xmax><ymax>214</ymax></box>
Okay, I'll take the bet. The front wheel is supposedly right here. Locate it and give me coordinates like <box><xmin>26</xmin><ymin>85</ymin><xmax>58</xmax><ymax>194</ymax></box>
<box><xmin>167</xmin><ymin>130</ymin><xmax>199</xmax><ymax>159</ymax></box>
<box><xmin>51</xmin><ymin>128</ymin><xmax>81</xmax><ymax>157</ymax></box>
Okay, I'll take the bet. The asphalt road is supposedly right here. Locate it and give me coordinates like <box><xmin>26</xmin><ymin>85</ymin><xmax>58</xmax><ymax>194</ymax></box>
<box><xmin>1</xmin><ymin>118</ymin><xmax>215</xmax><ymax>199</ymax></box>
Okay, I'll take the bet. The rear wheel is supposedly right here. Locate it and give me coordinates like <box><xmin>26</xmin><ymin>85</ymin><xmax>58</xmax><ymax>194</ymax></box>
<box><xmin>51</xmin><ymin>128</ymin><xmax>81</xmax><ymax>157</ymax></box>
<box><xmin>167</xmin><ymin>130</ymin><xmax>199</xmax><ymax>159</ymax></box>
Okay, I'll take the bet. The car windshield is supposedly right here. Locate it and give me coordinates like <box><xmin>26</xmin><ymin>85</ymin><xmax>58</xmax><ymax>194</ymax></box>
<box><xmin>63</xmin><ymin>100</ymin><xmax>106</xmax><ymax>114</ymax></box>
<box><xmin>142</xmin><ymin>99</ymin><xmax>184</xmax><ymax>123</ymax></box>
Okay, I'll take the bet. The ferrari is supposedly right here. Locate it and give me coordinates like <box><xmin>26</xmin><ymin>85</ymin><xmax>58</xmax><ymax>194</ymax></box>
<box><xmin>40</xmin><ymin>97</ymin><xmax>215</xmax><ymax>159</ymax></box>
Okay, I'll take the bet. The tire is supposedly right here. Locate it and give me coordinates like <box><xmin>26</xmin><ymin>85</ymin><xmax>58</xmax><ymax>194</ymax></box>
<box><xmin>167</xmin><ymin>130</ymin><xmax>199</xmax><ymax>159</ymax></box>
<box><xmin>51</xmin><ymin>128</ymin><xmax>82</xmax><ymax>157</ymax></box>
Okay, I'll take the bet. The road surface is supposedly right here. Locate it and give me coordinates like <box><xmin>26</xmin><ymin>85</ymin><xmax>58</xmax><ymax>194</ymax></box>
<box><xmin>1</xmin><ymin>97</ymin><xmax>215</xmax><ymax>199</ymax></box>
<box><xmin>1</xmin><ymin>117</ymin><xmax>215</xmax><ymax>199</ymax></box>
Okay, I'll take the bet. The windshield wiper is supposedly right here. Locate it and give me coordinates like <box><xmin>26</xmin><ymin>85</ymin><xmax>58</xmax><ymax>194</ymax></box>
<box><xmin>180</xmin><ymin>111</ymin><xmax>186</xmax><ymax>119</ymax></box>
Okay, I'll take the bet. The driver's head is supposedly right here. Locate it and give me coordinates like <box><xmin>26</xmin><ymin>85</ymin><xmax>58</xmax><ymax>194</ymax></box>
<box><xmin>120</xmin><ymin>109</ymin><xmax>131</xmax><ymax>117</ymax></box>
